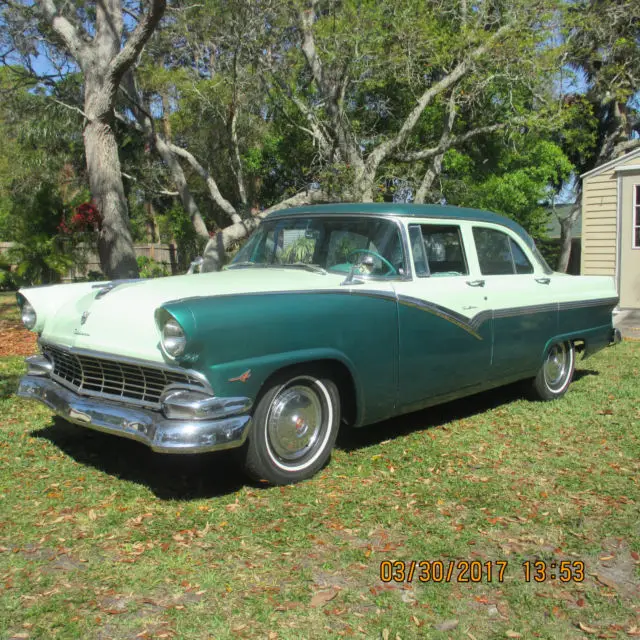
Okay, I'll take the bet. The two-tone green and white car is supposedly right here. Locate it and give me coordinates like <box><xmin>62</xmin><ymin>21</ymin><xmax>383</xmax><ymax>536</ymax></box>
<box><xmin>16</xmin><ymin>204</ymin><xmax>621</xmax><ymax>484</ymax></box>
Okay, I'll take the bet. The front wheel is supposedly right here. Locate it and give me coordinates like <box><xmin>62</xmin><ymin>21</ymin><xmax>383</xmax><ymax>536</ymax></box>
<box><xmin>530</xmin><ymin>341</ymin><xmax>575</xmax><ymax>400</ymax></box>
<box><xmin>242</xmin><ymin>370</ymin><xmax>340</xmax><ymax>485</ymax></box>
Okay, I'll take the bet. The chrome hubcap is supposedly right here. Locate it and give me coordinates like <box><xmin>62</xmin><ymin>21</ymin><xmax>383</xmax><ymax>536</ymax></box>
<box><xmin>267</xmin><ymin>384</ymin><xmax>323</xmax><ymax>462</ymax></box>
<box><xmin>544</xmin><ymin>343</ymin><xmax>569</xmax><ymax>390</ymax></box>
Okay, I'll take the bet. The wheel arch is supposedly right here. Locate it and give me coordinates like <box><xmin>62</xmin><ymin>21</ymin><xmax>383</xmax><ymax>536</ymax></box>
<box><xmin>539</xmin><ymin>327</ymin><xmax>612</xmax><ymax>364</ymax></box>
<box><xmin>211</xmin><ymin>348</ymin><xmax>365</xmax><ymax>427</ymax></box>
<box><xmin>254</xmin><ymin>358</ymin><xmax>360</xmax><ymax>428</ymax></box>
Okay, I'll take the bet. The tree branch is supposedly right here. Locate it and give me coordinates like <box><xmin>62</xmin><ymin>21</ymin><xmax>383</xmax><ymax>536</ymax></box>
<box><xmin>38</xmin><ymin>0</ymin><xmax>87</xmax><ymax>64</ymax></box>
<box><xmin>109</xmin><ymin>0</ymin><xmax>167</xmax><ymax>84</ymax></box>
<box><xmin>365</xmin><ymin>23</ymin><xmax>514</xmax><ymax>174</ymax></box>
<box><xmin>298</xmin><ymin>4</ymin><xmax>362</xmax><ymax>170</ymax></box>
<box><xmin>394</xmin><ymin>123</ymin><xmax>506</xmax><ymax>162</ymax></box>
<box><xmin>167</xmin><ymin>142</ymin><xmax>241</xmax><ymax>223</ymax></box>
<box><xmin>612</xmin><ymin>138</ymin><xmax>640</xmax><ymax>157</ymax></box>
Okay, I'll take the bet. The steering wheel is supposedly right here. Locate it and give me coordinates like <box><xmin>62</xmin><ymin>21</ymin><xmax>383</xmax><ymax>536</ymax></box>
<box><xmin>346</xmin><ymin>249</ymin><xmax>397</xmax><ymax>276</ymax></box>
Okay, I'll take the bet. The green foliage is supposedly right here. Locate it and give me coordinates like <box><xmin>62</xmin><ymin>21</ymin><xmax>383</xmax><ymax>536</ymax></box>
<box><xmin>136</xmin><ymin>255</ymin><xmax>170</xmax><ymax>278</ymax></box>
<box><xmin>0</xmin><ymin>253</ymin><xmax>19</xmax><ymax>291</ymax></box>
<box><xmin>280</xmin><ymin>236</ymin><xmax>315</xmax><ymax>263</ymax></box>
<box><xmin>156</xmin><ymin>204</ymin><xmax>208</xmax><ymax>272</ymax></box>
<box><xmin>442</xmin><ymin>140</ymin><xmax>573</xmax><ymax>238</ymax></box>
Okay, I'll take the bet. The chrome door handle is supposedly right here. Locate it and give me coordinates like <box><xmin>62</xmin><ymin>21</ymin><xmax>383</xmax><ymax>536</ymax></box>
<box><xmin>466</xmin><ymin>279</ymin><xmax>485</xmax><ymax>287</ymax></box>
<box><xmin>535</xmin><ymin>277</ymin><xmax>551</xmax><ymax>285</ymax></box>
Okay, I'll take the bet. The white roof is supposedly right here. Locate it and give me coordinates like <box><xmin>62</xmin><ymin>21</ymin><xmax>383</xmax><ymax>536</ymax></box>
<box><xmin>580</xmin><ymin>147</ymin><xmax>640</xmax><ymax>179</ymax></box>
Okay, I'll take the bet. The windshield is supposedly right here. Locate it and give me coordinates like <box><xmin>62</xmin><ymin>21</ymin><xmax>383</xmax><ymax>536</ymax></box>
<box><xmin>228</xmin><ymin>216</ymin><xmax>407</xmax><ymax>277</ymax></box>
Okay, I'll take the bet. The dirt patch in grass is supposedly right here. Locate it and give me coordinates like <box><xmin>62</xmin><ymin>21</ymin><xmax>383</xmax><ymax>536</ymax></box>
<box><xmin>0</xmin><ymin>325</ymin><xmax>37</xmax><ymax>357</ymax></box>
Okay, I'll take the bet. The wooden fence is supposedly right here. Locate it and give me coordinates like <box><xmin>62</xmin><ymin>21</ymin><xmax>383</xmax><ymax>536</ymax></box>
<box><xmin>0</xmin><ymin>242</ymin><xmax>180</xmax><ymax>280</ymax></box>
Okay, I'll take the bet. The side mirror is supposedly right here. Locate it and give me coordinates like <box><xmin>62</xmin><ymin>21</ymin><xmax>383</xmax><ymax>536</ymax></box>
<box><xmin>187</xmin><ymin>256</ymin><xmax>204</xmax><ymax>275</ymax></box>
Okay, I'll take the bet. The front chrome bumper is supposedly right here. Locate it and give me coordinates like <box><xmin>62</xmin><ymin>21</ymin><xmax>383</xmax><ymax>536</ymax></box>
<box><xmin>17</xmin><ymin>375</ymin><xmax>252</xmax><ymax>454</ymax></box>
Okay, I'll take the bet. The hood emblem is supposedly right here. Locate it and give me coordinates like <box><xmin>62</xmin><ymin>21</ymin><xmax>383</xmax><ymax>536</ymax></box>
<box><xmin>80</xmin><ymin>311</ymin><xmax>90</xmax><ymax>325</ymax></box>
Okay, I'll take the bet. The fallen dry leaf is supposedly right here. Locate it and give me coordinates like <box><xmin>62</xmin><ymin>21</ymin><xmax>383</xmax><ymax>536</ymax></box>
<box><xmin>577</xmin><ymin>622</ymin><xmax>599</xmax><ymax>634</ymax></box>
<box><xmin>595</xmin><ymin>574</ymin><xmax>618</xmax><ymax>590</ymax></box>
<box><xmin>310</xmin><ymin>588</ymin><xmax>338</xmax><ymax>608</ymax></box>
<box><xmin>505</xmin><ymin>632</ymin><xmax>522</xmax><ymax>639</ymax></box>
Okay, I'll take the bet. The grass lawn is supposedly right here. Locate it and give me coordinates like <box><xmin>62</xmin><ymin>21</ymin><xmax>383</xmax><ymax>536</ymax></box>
<box><xmin>0</xmin><ymin>291</ymin><xmax>639</xmax><ymax>639</ymax></box>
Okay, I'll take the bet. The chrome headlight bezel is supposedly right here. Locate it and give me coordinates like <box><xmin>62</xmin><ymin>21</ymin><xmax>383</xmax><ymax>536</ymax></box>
<box><xmin>161</xmin><ymin>317</ymin><xmax>187</xmax><ymax>359</ymax></box>
<box><xmin>20</xmin><ymin>299</ymin><xmax>37</xmax><ymax>331</ymax></box>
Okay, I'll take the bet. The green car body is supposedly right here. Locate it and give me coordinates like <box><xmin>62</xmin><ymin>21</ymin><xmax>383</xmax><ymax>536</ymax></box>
<box><xmin>16</xmin><ymin>204</ymin><xmax>620</xmax><ymax>484</ymax></box>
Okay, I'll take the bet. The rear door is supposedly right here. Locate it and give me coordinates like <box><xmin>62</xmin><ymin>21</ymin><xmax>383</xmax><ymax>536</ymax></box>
<box><xmin>470</xmin><ymin>224</ymin><xmax>558</xmax><ymax>378</ymax></box>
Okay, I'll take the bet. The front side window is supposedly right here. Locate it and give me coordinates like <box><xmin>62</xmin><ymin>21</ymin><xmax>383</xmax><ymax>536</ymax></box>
<box><xmin>229</xmin><ymin>216</ymin><xmax>407</xmax><ymax>277</ymax></box>
<box><xmin>411</xmin><ymin>224</ymin><xmax>468</xmax><ymax>276</ymax></box>
<box><xmin>635</xmin><ymin>185</ymin><xmax>640</xmax><ymax>248</ymax></box>
<box><xmin>473</xmin><ymin>227</ymin><xmax>533</xmax><ymax>275</ymax></box>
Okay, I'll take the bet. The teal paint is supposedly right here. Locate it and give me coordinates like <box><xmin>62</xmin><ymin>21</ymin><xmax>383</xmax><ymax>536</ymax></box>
<box><xmin>492</xmin><ymin>307</ymin><xmax>558</xmax><ymax>377</ymax></box>
<box><xmin>163</xmin><ymin>291</ymin><xmax>399</xmax><ymax>426</ymax></box>
<box><xmin>395</xmin><ymin>303</ymin><xmax>492</xmax><ymax>411</ymax></box>
<box><xmin>161</xmin><ymin>292</ymin><xmax>619</xmax><ymax>429</ymax></box>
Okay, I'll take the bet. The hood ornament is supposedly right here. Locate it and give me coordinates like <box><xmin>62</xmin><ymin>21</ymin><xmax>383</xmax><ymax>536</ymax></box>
<box><xmin>80</xmin><ymin>311</ymin><xmax>90</xmax><ymax>325</ymax></box>
<box><xmin>93</xmin><ymin>279</ymin><xmax>142</xmax><ymax>299</ymax></box>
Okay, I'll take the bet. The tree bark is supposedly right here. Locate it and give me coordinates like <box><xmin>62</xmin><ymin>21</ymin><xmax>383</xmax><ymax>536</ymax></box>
<box><xmin>84</xmin><ymin>117</ymin><xmax>139</xmax><ymax>278</ymax></box>
<box><xmin>414</xmin><ymin>153</ymin><xmax>446</xmax><ymax>204</ymax></box>
<box><xmin>38</xmin><ymin>0</ymin><xmax>166</xmax><ymax>279</ymax></box>
<box><xmin>556</xmin><ymin>199</ymin><xmax>580</xmax><ymax>273</ymax></box>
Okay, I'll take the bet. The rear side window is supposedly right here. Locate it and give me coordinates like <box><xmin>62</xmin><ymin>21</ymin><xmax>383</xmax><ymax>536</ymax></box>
<box><xmin>473</xmin><ymin>227</ymin><xmax>534</xmax><ymax>275</ymax></box>
<box><xmin>410</xmin><ymin>224</ymin><xmax>468</xmax><ymax>276</ymax></box>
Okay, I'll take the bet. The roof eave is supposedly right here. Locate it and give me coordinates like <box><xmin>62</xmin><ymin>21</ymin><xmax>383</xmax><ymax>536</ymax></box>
<box><xmin>580</xmin><ymin>147</ymin><xmax>640</xmax><ymax>179</ymax></box>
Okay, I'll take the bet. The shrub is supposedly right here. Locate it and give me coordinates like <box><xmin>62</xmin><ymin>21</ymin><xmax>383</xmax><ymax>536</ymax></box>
<box><xmin>136</xmin><ymin>255</ymin><xmax>170</xmax><ymax>278</ymax></box>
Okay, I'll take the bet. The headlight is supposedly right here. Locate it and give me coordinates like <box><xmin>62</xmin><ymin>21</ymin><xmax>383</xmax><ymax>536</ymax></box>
<box><xmin>161</xmin><ymin>318</ymin><xmax>186</xmax><ymax>358</ymax></box>
<box><xmin>21</xmin><ymin>300</ymin><xmax>37</xmax><ymax>330</ymax></box>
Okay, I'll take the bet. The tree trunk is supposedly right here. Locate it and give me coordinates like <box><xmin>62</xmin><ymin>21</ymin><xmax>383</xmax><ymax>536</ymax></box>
<box><xmin>556</xmin><ymin>215</ymin><xmax>574</xmax><ymax>273</ymax></box>
<box><xmin>414</xmin><ymin>153</ymin><xmax>445</xmax><ymax>203</ymax></box>
<box><xmin>555</xmin><ymin>198</ymin><xmax>580</xmax><ymax>273</ymax></box>
<box><xmin>154</xmin><ymin>134</ymin><xmax>211</xmax><ymax>238</ymax></box>
<box><xmin>83</xmin><ymin>116</ymin><xmax>139</xmax><ymax>279</ymax></box>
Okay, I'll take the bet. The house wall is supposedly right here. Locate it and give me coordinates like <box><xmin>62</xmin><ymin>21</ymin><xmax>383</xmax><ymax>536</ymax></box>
<box><xmin>619</xmin><ymin>171</ymin><xmax>640</xmax><ymax>309</ymax></box>
<box><xmin>581</xmin><ymin>169</ymin><xmax>617</xmax><ymax>277</ymax></box>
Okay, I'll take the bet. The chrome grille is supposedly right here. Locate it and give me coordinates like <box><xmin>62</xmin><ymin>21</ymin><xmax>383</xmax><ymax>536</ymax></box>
<box><xmin>42</xmin><ymin>344</ymin><xmax>206</xmax><ymax>407</ymax></box>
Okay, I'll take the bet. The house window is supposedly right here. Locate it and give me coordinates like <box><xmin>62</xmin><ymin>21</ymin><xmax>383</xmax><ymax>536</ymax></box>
<box><xmin>635</xmin><ymin>185</ymin><xmax>640</xmax><ymax>249</ymax></box>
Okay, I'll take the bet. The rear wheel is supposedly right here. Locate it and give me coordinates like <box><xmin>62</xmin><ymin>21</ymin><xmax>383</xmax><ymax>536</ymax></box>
<box><xmin>530</xmin><ymin>341</ymin><xmax>575</xmax><ymax>400</ymax></box>
<box><xmin>243</xmin><ymin>369</ymin><xmax>340</xmax><ymax>485</ymax></box>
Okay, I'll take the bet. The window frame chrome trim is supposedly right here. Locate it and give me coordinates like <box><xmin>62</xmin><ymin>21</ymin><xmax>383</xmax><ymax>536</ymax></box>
<box><xmin>229</xmin><ymin>213</ymin><xmax>414</xmax><ymax>282</ymax></box>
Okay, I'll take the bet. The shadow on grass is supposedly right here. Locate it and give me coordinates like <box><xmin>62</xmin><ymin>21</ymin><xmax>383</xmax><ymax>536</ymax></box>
<box><xmin>337</xmin><ymin>369</ymin><xmax>600</xmax><ymax>452</ymax></box>
<box><xmin>32</xmin><ymin>417</ymin><xmax>248</xmax><ymax>500</ymax></box>
<box><xmin>573</xmin><ymin>368</ymin><xmax>599</xmax><ymax>382</ymax></box>
<box><xmin>30</xmin><ymin>369</ymin><xmax>601</xmax><ymax>500</ymax></box>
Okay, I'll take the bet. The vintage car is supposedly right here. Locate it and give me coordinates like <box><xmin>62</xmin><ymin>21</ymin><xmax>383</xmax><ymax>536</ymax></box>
<box><xmin>16</xmin><ymin>204</ymin><xmax>621</xmax><ymax>484</ymax></box>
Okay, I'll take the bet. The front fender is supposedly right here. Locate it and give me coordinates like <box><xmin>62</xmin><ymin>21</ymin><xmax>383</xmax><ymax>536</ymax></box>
<box><xmin>161</xmin><ymin>290</ymin><xmax>399</xmax><ymax>427</ymax></box>
<box><xmin>205</xmin><ymin>347</ymin><xmax>365</xmax><ymax>425</ymax></box>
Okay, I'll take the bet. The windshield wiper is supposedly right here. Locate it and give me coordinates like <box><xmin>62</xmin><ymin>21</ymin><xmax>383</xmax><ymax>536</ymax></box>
<box><xmin>282</xmin><ymin>262</ymin><xmax>328</xmax><ymax>275</ymax></box>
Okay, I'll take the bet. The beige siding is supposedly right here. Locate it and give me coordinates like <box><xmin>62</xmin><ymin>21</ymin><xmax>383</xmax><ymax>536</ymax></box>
<box><xmin>581</xmin><ymin>167</ymin><xmax>618</xmax><ymax>276</ymax></box>
<box><xmin>617</xmin><ymin>154</ymin><xmax>640</xmax><ymax>168</ymax></box>
<box><xmin>619</xmin><ymin>172</ymin><xmax>640</xmax><ymax>308</ymax></box>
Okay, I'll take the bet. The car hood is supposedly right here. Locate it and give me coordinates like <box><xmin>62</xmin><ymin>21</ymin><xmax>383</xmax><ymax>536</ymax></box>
<box><xmin>23</xmin><ymin>269</ymin><xmax>344</xmax><ymax>363</ymax></box>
